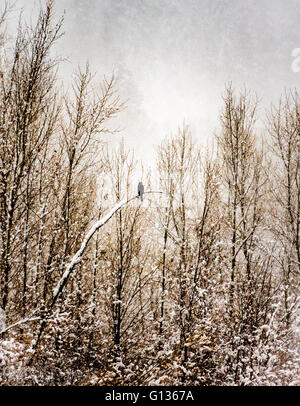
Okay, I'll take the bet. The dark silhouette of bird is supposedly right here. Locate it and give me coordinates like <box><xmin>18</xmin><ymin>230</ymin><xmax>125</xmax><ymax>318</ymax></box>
<box><xmin>138</xmin><ymin>182</ymin><xmax>144</xmax><ymax>202</ymax></box>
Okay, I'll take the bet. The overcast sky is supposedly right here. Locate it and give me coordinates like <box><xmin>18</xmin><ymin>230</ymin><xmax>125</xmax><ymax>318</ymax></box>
<box><xmin>6</xmin><ymin>0</ymin><xmax>300</xmax><ymax>165</ymax></box>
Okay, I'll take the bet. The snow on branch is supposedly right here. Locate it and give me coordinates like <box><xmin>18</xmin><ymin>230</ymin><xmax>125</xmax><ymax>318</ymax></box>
<box><xmin>52</xmin><ymin>191</ymin><xmax>162</xmax><ymax>307</ymax></box>
<box><xmin>52</xmin><ymin>195</ymin><xmax>136</xmax><ymax>304</ymax></box>
<box><xmin>0</xmin><ymin>191</ymin><xmax>163</xmax><ymax>338</ymax></box>
<box><xmin>0</xmin><ymin>316</ymin><xmax>41</xmax><ymax>335</ymax></box>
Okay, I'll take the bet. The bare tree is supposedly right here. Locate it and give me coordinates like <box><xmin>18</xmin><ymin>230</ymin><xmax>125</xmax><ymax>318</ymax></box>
<box><xmin>217</xmin><ymin>84</ymin><xmax>274</xmax><ymax>384</ymax></box>
<box><xmin>153</xmin><ymin>125</ymin><xmax>221</xmax><ymax>384</ymax></box>
<box><xmin>90</xmin><ymin>142</ymin><xmax>155</xmax><ymax>384</ymax></box>
<box><xmin>0</xmin><ymin>0</ymin><xmax>62</xmax><ymax>313</ymax></box>
<box><xmin>268</xmin><ymin>90</ymin><xmax>300</xmax><ymax>326</ymax></box>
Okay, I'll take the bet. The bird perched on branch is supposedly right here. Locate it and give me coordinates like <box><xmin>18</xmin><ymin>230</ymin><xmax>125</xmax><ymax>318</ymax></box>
<box><xmin>138</xmin><ymin>182</ymin><xmax>144</xmax><ymax>202</ymax></box>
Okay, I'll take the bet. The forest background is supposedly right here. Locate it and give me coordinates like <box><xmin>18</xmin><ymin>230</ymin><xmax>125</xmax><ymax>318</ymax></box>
<box><xmin>0</xmin><ymin>0</ymin><xmax>299</xmax><ymax>386</ymax></box>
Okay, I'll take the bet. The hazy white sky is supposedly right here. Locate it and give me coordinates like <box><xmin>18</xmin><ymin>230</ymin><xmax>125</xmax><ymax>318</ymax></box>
<box><xmin>5</xmin><ymin>0</ymin><xmax>300</xmax><ymax>165</ymax></box>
